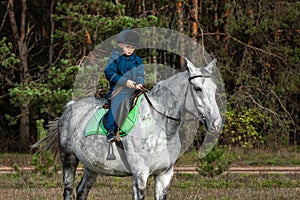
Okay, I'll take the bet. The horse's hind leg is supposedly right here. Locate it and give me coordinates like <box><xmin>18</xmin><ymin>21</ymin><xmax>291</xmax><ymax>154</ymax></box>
<box><xmin>61</xmin><ymin>150</ymin><xmax>79</xmax><ymax>200</ymax></box>
<box><xmin>76</xmin><ymin>168</ymin><xmax>98</xmax><ymax>200</ymax></box>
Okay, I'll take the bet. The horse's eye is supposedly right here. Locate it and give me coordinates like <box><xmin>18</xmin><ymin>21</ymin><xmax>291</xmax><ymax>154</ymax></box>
<box><xmin>194</xmin><ymin>86</ymin><xmax>202</xmax><ymax>92</ymax></box>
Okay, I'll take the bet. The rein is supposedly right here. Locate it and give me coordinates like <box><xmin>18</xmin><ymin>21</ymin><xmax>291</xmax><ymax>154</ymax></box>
<box><xmin>108</xmin><ymin>86</ymin><xmax>125</xmax><ymax>100</ymax></box>
<box><xmin>142</xmin><ymin>90</ymin><xmax>181</xmax><ymax>122</ymax></box>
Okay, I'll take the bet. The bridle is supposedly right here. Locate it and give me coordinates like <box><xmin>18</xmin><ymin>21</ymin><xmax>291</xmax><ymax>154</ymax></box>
<box><xmin>188</xmin><ymin>75</ymin><xmax>211</xmax><ymax>82</ymax></box>
<box><xmin>188</xmin><ymin>75</ymin><xmax>212</xmax><ymax>124</ymax></box>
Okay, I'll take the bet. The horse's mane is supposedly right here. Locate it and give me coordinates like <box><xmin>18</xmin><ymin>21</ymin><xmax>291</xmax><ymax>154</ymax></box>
<box><xmin>148</xmin><ymin>70</ymin><xmax>188</xmax><ymax>96</ymax></box>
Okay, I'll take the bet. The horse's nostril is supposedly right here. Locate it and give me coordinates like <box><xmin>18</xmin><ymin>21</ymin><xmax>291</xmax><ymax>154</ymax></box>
<box><xmin>207</xmin><ymin>119</ymin><xmax>222</xmax><ymax>133</ymax></box>
<box><xmin>213</xmin><ymin>118</ymin><xmax>222</xmax><ymax>129</ymax></box>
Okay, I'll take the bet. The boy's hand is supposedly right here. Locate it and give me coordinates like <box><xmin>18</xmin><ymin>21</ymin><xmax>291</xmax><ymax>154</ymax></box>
<box><xmin>135</xmin><ymin>84</ymin><xmax>143</xmax><ymax>90</ymax></box>
<box><xmin>126</xmin><ymin>80</ymin><xmax>136</xmax><ymax>89</ymax></box>
<box><xmin>126</xmin><ymin>80</ymin><xmax>143</xmax><ymax>90</ymax></box>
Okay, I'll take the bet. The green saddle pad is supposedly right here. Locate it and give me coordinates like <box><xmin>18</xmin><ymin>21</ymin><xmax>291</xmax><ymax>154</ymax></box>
<box><xmin>85</xmin><ymin>94</ymin><xmax>143</xmax><ymax>137</ymax></box>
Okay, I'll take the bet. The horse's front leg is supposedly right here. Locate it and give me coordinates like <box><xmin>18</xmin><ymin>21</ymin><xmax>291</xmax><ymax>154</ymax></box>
<box><xmin>132</xmin><ymin>172</ymin><xmax>149</xmax><ymax>200</ymax></box>
<box><xmin>154</xmin><ymin>165</ymin><xmax>174</xmax><ymax>200</ymax></box>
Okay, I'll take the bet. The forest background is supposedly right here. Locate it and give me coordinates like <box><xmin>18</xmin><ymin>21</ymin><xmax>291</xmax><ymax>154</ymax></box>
<box><xmin>0</xmin><ymin>0</ymin><xmax>299</xmax><ymax>152</ymax></box>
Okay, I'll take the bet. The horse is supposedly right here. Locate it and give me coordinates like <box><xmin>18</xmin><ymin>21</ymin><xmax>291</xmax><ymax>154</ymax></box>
<box><xmin>32</xmin><ymin>58</ymin><xmax>223</xmax><ymax>200</ymax></box>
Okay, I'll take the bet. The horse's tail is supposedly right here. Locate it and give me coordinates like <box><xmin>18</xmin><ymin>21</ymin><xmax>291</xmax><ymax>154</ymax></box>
<box><xmin>31</xmin><ymin>100</ymin><xmax>75</xmax><ymax>158</ymax></box>
<box><xmin>30</xmin><ymin>117</ymin><xmax>60</xmax><ymax>158</ymax></box>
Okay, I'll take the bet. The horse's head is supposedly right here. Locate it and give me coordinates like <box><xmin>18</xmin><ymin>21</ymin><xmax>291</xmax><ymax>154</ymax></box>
<box><xmin>185</xmin><ymin>58</ymin><xmax>222</xmax><ymax>134</ymax></box>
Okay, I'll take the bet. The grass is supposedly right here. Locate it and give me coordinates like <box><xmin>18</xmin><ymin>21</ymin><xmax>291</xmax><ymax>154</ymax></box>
<box><xmin>175</xmin><ymin>145</ymin><xmax>300</xmax><ymax>167</ymax></box>
<box><xmin>1</xmin><ymin>147</ymin><xmax>300</xmax><ymax>199</ymax></box>
<box><xmin>0</xmin><ymin>153</ymin><xmax>33</xmax><ymax>167</ymax></box>
<box><xmin>1</xmin><ymin>146</ymin><xmax>300</xmax><ymax>168</ymax></box>
<box><xmin>228</xmin><ymin>146</ymin><xmax>300</xmax><ymax>166</ymax></box>
<box><xmin>0</xmin><ymin>172</ymin><xmax>300</xmax><ymax>199</ymax></box>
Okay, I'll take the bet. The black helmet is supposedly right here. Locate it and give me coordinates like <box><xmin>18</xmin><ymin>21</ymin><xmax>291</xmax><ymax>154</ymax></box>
<box><xmin>117</xmin><ymin>29</ymin><xmax>140</xmax><ymax>46</ymax></box>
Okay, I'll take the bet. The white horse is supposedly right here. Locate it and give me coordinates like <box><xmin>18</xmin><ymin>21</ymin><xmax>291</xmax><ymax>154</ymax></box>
<box><xmin>32</xmin><ymin>58</ymin><xmax>222</xmax><ymax>200</ymax></box>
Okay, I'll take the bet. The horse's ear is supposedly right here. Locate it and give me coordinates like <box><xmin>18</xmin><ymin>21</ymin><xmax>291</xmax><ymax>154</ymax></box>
<box><xmin>185</xmin><ymin>57</ymin><xmax>198</xmax><ymax>76</ymax></box>
<box><xmin>204</xmin><ymin>59</ymin><xmax>217</xmax><ymax>74</ymax></box>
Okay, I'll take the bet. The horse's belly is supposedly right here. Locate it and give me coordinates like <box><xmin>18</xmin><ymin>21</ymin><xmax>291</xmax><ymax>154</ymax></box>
<box><xmin>71</xmin><ymin>124</ymin><xmax>132</xmax><ymax>174</ymax></box>
<box><xmin>123</xmin><ymin>131</ymin><xmax>181</xmax><ymax>174</ymax></box>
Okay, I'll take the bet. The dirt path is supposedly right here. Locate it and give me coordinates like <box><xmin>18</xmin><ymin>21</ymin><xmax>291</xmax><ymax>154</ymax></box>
<box><xmin>175</xmin><ymin>166</ymin><xmax>300</xmax><ymax>174</ymax></box>
<box><xmin>1</xmin><ymin>166</ymin><xmax>300</xmax><ymax>174</ymax></box>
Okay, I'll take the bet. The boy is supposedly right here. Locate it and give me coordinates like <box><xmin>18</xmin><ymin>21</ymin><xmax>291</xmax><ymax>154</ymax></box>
<box><xmin>104</xmin><ymin>29</ymin><xmax>144</xmax><ymax>142</ymax></box>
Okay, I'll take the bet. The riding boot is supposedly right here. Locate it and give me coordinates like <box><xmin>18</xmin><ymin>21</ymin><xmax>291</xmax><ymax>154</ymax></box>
<box><xmin>107</xmin><ymin>131</ymin><xmax>119</xmax><ymax>143</ymax></box>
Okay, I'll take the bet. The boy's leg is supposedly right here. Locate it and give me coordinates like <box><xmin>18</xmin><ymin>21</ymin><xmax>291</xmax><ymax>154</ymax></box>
<box><xmin>105</xmin><ymin>90</ymin><xmax>133</xmax><ymax>142</ymax></box>
<box><xmin>104</xmin><ymin>108</ymin><xmax>117</xmax><ymax>141</ymax></box>
<box><xmin>105</xmin><ymin>94</ymin><xmax>124</xmax><ymax>142</ymax></box>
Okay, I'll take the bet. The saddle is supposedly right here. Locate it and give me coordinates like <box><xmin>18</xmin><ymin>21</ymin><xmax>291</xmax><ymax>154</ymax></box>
<box><xmin>84</xmin><ymin>91</ymin><xmax>144</xmax><ymax>137</ymax></box>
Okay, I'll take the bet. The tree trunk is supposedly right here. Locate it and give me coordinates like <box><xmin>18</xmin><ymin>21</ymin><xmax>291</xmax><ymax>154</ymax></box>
<box><xmin>176</xmin><ymin>1</ymin><xmax>185</xmax><ymax>68</ymax></box>
<box><xmin>8</xmin><ymin>0</ymin><xmax>30</xmax><ymax>149</ymax></box>
<box><xmin>115</xmin><ymin>0</ymin><xmax>122</xmax><ymax>16</ymax></box>
<box><xmin>151</xmin><ymin>2</ymin><xmax>157</xmax><ymax>83</ymax></box>
<box><xmin>192</xmin><ymin>0</ymin><xmax>198</xmax><ymax>41</ymax></box>
<box><xmin>214</xmin><ymin>0</ymin><xmax>220</xmax><ymax>41</ymax></box>
<box><xmin>223</xmin><ymin>0</ymin><xmax>230</xmax><ymax>54</ymax></box>
<box><xmin>49</xmin><ymin>0</ymin><xmax>55</xmax><ymax>67</ymax></box>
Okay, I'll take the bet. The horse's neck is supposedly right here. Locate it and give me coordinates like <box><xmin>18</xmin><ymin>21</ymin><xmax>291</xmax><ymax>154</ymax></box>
<box><xmin>147</xmin><ymin>71</ymin><xmax>189</xmax><ymax>118</ymax></box>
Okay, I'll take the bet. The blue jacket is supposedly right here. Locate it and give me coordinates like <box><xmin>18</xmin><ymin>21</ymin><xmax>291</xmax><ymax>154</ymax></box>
<box><xmin>104</xmin><ymin>49</ymin><xmax>144</xmax><ymax>95</ymax></box>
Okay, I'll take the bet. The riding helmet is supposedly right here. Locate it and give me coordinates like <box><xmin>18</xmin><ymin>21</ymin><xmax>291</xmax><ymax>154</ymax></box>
<box><xmin>117</xmin><ymin>29</ymin><xmax>140</xmax><ymax>47</ymax></box>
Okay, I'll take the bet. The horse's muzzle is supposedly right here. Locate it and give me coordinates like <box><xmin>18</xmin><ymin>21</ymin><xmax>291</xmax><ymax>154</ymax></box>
<box><xmin>206</xmin><ymin>118</ymin><xmax>222</xmax><ymax>134</ymax></box>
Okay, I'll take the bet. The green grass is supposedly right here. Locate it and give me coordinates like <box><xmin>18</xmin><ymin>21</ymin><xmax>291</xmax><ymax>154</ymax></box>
<box><xmin>227</xmin><ymin>146</ymin><xmax>300</xmax><ymax>166</ymax></box>
<box><xmin>175</xmin><ymin>146</ymin><xmax>300</xmax><ymax>167</ymax></box>
<box><xmin>1</xmin><ymin>172</ymin><xmax>299</xmax><ymax>199</ymax></box>
<box><xmin>0</xmin><ymin>153</ymin><xmax>33</xmax><ymax>167</ymax></box>
<box><xmin>1</xmin><ymin>146</ymin><xmax>300</xmax><ymax>170</ymax></box>
<box><xmin>1</xmin><ymin>147</ymin><xmax>300</xmax><ymax>200</ymax></box>
<box><xmin>0</xmin><ymin>147</ymin><xmax>298</xmax><ymax>200</ymax></box>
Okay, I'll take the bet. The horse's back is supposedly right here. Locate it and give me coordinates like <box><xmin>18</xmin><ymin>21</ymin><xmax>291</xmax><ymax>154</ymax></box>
<box><xmin>59</xmin><ymin>97</ymin><xmax>106</xmax><ymax>146</ymax></box>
